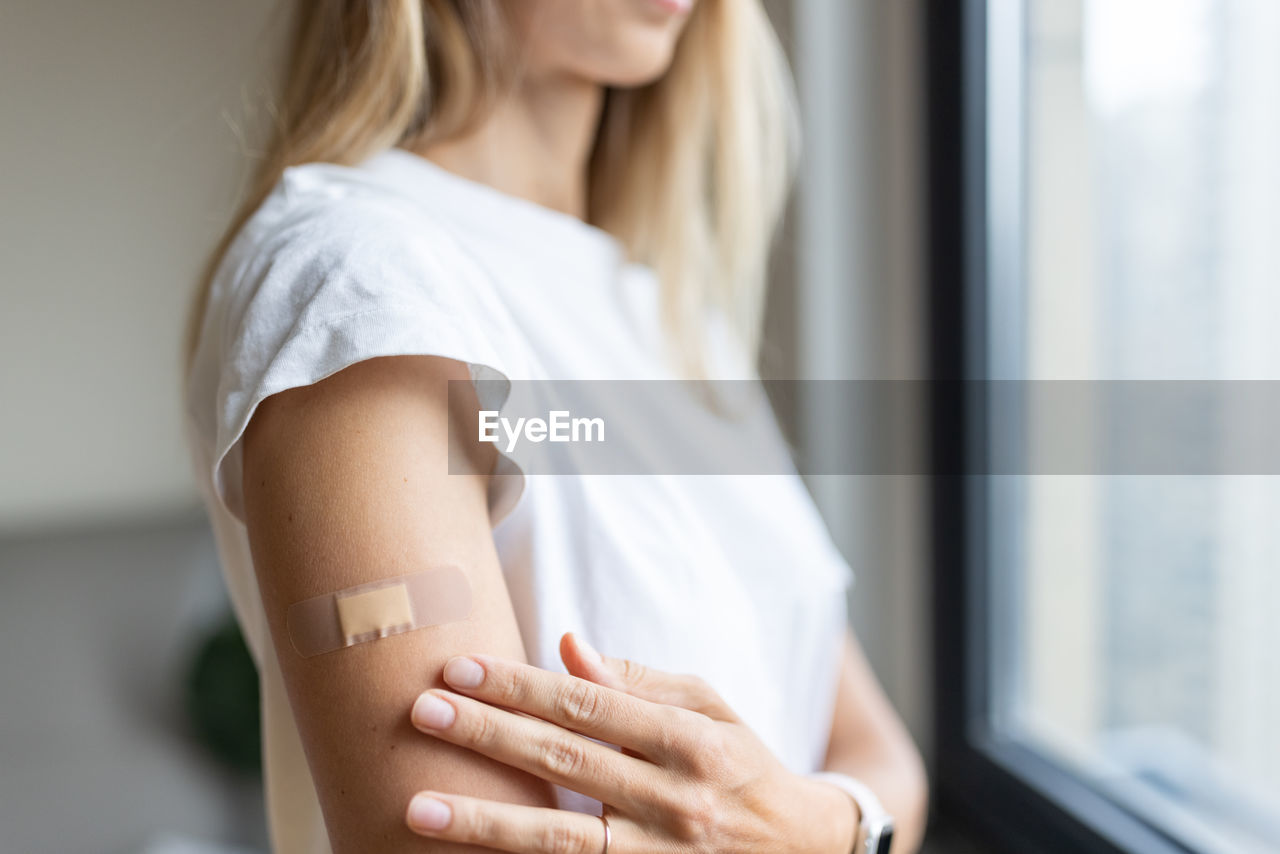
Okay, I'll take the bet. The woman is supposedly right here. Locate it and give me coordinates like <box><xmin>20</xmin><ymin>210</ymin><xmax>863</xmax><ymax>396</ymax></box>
<box><xmin>183</xmin><ymin>1</ymin><xmax>928</xmax><ymax>852</ymax></box>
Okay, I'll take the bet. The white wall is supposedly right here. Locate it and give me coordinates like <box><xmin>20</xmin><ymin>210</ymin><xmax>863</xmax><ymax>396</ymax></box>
<box><xmin>792</xmin><ymin>0</ymin><xmax>931</xmax><ymax>748</ymax></box>
<box><xmin>0</xmin><ymin>0</ymin><xmax>285</xmax><ymax>535</ymax></box>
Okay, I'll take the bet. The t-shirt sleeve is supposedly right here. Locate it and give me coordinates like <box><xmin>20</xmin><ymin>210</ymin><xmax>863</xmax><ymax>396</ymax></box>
<box><xmin>206</xmin><ymin>191</ymin><xmax>524</xmax><ymax>525</ymax></box>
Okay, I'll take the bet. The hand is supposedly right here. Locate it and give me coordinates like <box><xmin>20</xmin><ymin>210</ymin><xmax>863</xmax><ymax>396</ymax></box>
<box><xmin>403</xmin><ymin>633</ymin><xmax>858</xmax><ymax>853</ymax></box>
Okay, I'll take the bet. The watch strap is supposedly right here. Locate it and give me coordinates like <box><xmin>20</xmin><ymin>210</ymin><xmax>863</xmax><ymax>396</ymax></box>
<box><xmin>810</xmin><ymin>772</ymin><xmax>895</xmax><ymax>854</ymax></box>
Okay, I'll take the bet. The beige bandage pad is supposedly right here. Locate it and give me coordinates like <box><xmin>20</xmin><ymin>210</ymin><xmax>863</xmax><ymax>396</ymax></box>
<box><xmin>286</xmin><ymin>567</ymin><xmax>473</xmax><ymax>658</ymax></box>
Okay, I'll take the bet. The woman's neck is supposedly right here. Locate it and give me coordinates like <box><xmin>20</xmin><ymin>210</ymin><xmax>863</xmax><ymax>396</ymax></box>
<box><xmin>416</xmin><ymin>74</ymin><xmax>604</xmax><ymax>220</ymax></box>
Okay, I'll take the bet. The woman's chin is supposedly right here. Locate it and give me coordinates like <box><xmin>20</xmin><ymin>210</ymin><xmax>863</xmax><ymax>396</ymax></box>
<box><xmin>587</xmin><ymin>47</ymin><xmax>680</xmax><ymax>88</ymax></box>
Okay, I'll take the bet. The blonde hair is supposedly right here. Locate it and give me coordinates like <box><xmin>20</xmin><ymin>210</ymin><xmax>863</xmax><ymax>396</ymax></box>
<box><xmin>184</xmin><ymin>0</ymin><xmax>797</xmax><ymax>381</ymax></box>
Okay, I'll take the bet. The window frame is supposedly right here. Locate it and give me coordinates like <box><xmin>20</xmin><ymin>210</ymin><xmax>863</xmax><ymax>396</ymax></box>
<box><xmin>926</xmin><ymin>2</ymin><xmax>1204</xmax><ymax>852</ymax></box>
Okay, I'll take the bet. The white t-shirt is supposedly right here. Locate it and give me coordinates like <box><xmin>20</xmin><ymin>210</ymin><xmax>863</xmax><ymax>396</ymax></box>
<box><xmin>183</xmin><ymin>147</ymin><xmax>854</xmax><ymax>854</ymax></box>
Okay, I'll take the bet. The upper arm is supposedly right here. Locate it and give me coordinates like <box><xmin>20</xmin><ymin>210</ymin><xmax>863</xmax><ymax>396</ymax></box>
<box><xmin>241</xmin><ymin>354</ymin><xmax>551</xmax><ymax>853</ymax></box>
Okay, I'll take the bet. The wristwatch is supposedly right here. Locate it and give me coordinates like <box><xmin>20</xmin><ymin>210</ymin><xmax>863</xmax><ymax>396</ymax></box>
<box><xmin>811</xmin><ymin>772</ymin><xmax>896</xmax><ymax>854</ymax></box>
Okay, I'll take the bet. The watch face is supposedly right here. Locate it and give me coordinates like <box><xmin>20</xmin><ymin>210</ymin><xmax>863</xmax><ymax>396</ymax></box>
<box><xmin>869</xmin><ymin>824</ymin><xmax>894</xmax><ymax>854</ymax></box>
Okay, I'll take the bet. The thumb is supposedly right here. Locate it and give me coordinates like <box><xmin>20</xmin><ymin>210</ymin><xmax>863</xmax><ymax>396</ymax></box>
<box><xmin>559</xmin><ymin>632</ymin><xmax>737</xmax><ymax>721</ymax></box>
<box><xmin>559</xmin><ymin>631</ymin><xmax>627</xmax><ymax>690</ymax></box>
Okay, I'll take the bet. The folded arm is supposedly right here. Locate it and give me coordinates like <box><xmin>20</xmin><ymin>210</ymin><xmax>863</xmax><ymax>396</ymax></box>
<box><xmin>823</xmin><ymin>630</ymin><xmax>929</xmax><ymax>853</ymax></box>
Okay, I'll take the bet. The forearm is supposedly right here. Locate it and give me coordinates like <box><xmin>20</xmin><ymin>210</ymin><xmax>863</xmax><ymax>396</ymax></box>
<box><xmin>822</xmin><ymin>631</ymin><xmax>929</xmax><ymax>853</ymax></box>
<box><xmin>824</xmin><ymin>744</ymin><xmax>928</xmax><ymax>853</ymax></box>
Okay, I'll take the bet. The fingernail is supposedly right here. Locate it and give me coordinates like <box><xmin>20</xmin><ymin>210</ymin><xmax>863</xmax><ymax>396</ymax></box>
<box><xmin>407</xmin><ymin>794</ymin><xmax>452</xmax><ymax>831</ymax></box>
<box><xmin>443</xmin><ymin>656</ymin><xmax>485</xmax><ymax>689</ymax></box>
<box><xmin>411</xmin><ymin>693</ymin><xmax>456</xmax><ymax>730</ymax></box>
<box><xmin>575</xmin><ymin>635</ymin><xmax>604</xmax><ymax>667</ymax></box>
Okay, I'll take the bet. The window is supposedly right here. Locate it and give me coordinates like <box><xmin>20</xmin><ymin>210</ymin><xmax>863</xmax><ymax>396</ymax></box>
<box><xmin>929</xmin><ymin>2</ymin><xmax>1280</xmax><ymax>852</ymax></box>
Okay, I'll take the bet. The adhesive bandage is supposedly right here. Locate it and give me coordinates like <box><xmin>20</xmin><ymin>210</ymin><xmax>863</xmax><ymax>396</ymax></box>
<box><xmin>286</xmin><ymin>567</ymin><xmax>473</xmax><ymax>657</ymax></box>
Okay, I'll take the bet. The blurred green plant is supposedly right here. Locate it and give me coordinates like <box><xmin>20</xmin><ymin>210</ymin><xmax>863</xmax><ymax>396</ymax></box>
<box><xmin>185</xmin><ymin>616</ymin><xmax>261</xmax><ymax>776</ymax></box>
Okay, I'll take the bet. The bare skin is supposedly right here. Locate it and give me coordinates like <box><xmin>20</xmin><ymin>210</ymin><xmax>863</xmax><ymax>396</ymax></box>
<box><xmin>400</xmin><ymin>634</ymin><xmax>928</xmax><ymax>852</ymax></box>
<box><xmin>822</xmin><ymin>633</ymin><xmax>930</xmax><ymax>852</ymax></box>
<box><xmin>243</xmin><ymin>356</ymin><xmax>557</xmax><ymax>853</ymax></box>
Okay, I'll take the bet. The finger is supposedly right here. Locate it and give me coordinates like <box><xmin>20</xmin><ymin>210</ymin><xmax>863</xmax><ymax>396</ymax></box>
<box><xmin>406</xmin><ymin>790</ymin><xmax>621</xmax><ymax>854</ymax></box>
<box><xmin>411</xmin><ymin>688</ymin><xmax>666</xmax><ymax>807</ymax></box>
<box><xmin>560</xmin><ymin>633</ymin><xmax>739</xmax><ymax>722</ymax></box>
<box><xmin>558</xmin><ymin>632</ymin><xmax>628</xmax><ymax>691</ymax></box>
<box><xmin>442</xmin><ymin>652</ymin><xmax>690</xmax><ymax>759</ymax></box>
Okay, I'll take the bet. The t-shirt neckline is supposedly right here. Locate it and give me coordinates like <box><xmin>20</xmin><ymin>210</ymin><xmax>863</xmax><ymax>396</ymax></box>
<box><xmin>357</xmin><ymin>146</ymin><xmax>626</xmax><ymax>271</ymax></box>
